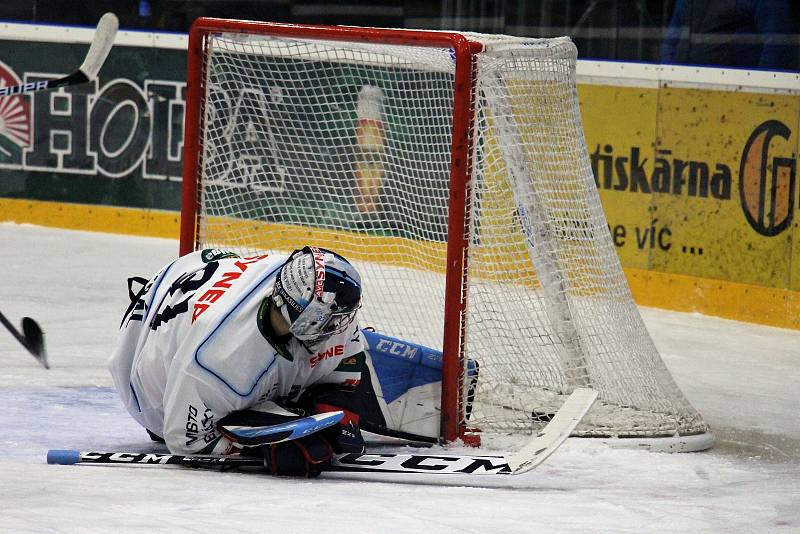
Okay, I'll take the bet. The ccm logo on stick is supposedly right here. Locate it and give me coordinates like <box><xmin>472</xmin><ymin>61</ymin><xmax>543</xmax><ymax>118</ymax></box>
<box><xmin>336</xmin><ymin>453</ymin><xmax>511</xmax><ymax>474</ymax></box>
<box><xmin>83</xmin><ymin>452</ymin><xmax>172</xmax><ymax>464</ymax></box>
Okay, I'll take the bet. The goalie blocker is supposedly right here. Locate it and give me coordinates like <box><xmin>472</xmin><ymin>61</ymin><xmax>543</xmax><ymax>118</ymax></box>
<box><xmin>217</xmin><ymin>405</ymin><xmax>366</xmax><ymax>477</ymax></box>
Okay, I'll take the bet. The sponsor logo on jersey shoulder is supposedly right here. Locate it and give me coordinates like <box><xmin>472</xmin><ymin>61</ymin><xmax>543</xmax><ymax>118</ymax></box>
<box><xmin>309</xmin><ymin>344</ymin><xmax>344</xmax><ymax>368</ymax></box>
<box><xmin>192</xmin><ymin>254</ymin><xmax>269</xmax><ymax>322</ymax></box>
<box><xmin>335</xmin><ymin>351</ymin><xmax>365</xmax><ymax>373</ymax></box>
<box><xmin>200</xmin><ymin>249</ymin><xmax>240</xmax><ymax>263</ymax></box>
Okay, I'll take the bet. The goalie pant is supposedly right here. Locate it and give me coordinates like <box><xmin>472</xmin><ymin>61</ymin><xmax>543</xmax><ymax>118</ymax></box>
<box><xmin>108</xmin><ymin>249</ymin><xmax>366</xmax><ymax>456</ymax></box>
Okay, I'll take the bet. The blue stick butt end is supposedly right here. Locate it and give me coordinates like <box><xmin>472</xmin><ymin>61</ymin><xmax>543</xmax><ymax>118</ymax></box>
<box><xmin>47</xmin><ymin>449</ymin><xmax>81</xmax><ymax>465</ymax></box>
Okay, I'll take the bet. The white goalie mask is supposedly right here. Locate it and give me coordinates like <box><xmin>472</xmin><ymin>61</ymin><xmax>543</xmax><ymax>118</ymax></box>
<box><xmin>271</xmin><ymin>246</ymin><xmax>362</xmax><ymax>346</ymax></box>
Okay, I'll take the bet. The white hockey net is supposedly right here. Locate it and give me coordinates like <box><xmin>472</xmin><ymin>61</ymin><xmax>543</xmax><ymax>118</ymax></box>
<box><xmin>187</xmin><ymin>23</ymin><xmax>712</xmax><ymax>449</ymax></box>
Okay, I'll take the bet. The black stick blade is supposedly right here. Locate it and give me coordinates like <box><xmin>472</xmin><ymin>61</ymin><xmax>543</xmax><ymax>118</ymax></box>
<box><xmin>21</xmin><ymin>317</ymin><xmax>48</xmax><ymax>369</ymax></box>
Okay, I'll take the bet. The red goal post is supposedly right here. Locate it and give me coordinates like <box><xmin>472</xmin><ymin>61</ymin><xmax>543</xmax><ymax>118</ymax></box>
<box><xmin>179</xmin><ymin>18</ymin><xmax>714</xmax><ymax>451</ymax></box>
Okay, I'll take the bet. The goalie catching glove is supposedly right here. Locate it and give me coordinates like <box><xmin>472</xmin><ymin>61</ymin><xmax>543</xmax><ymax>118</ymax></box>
<box><xmin>217</xmin><ymin>405</ymin><xmax>365</xmax><ymax>477</ymax></box>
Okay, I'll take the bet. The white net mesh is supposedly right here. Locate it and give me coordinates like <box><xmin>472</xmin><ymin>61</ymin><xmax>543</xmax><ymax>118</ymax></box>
<box><xmin>468</xmin><ymin>40</ymin><xmax>706</xmax><ymax>438</ymax></box>
<box><xmin>188</xmin><ymin>24</ymin><xmax>711</xmax><ymax>444</ymax></box>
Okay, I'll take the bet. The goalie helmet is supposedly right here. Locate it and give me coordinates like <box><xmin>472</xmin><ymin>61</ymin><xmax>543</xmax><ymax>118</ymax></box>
<box><xmin>271</xmin><ymin>246</ymin><xmax>362</xmax><ymax>346</ymax></box>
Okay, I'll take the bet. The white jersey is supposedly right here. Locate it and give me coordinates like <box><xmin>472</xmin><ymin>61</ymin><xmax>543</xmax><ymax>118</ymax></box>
<box><xmin>109</xmin><ymin>249</ymin><xmax>365</xmax><ymax>455</ymax></box>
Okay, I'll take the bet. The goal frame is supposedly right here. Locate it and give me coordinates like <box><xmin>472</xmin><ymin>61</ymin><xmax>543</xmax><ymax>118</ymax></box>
<box><xmin>179</xmin><ymin>18</ymin><xmax>713</xmax><ymax>451</ymax></box>
<box><xmin>180</xmin><ymin>18</ymin><xmax>482</xmax><ymax>443</ymax></box>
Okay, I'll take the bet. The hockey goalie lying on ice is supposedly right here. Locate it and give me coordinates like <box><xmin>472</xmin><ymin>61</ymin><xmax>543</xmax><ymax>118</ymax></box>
<box><xmin>109</xmin><ymin>246</ymin><xmax>463</xmax><ymax>477</ymax></box>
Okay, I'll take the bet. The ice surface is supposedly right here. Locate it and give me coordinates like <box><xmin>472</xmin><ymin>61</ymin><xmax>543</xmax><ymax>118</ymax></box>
<box><xmin>0</xmin><ymin>223</ymin><xmax>798</xmax><ymax>533</ymax></box>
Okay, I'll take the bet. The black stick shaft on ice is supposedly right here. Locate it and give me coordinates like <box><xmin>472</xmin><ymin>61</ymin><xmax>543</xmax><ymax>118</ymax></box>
<box><xmin>47</xmin><ymin>450</ymin><xmax>265</xmax><ymax>470</ymax></box>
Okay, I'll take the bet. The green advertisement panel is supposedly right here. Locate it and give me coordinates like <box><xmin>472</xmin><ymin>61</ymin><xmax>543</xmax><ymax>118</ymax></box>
<box><xmin>0</xmin><ymin>39</ymin><xmax>185</xmax><ymax>210</ymax></box>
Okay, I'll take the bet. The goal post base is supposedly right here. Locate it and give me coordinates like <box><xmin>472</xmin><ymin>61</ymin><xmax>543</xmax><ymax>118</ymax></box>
<box><xmin>597</xmin><ymin>432</ymin><xmax>716</xmax><ymax>453</ymax></box>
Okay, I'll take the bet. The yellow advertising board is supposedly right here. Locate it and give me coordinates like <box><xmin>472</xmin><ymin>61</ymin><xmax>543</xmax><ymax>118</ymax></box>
<box><xmin>579</xmin><ymin>75</ymin><xmax>799</xmax><ymax>327</ymax></box>
<box><xmin>654</xmin><ymin>88</ymin><xmax>798</xmax><ymax>288</ymax></box>
<box><xmin>578</xmin><ymin>84</ymin><xmax>660</xmax><ymax>271</ymax></box>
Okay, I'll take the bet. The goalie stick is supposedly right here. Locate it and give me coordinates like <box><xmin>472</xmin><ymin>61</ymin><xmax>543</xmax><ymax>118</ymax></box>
<box><xmin>0</xmin><ymin>311</ymin><xmax>48</xmax><ymax>369</ymax></box>
<box><xmin>47</xmin><ymin>388</ymin><xmax>597</xmax><ymax>476</ymax></box>
<box><xmin>0</xmin><ymin>13</ymin><xmax>118</xmax><ymax>97</ymax></box>
<box><xmin>48</xmin><ymin>449</ymin><xmax>512</xmax><ymax>475</ymax></box>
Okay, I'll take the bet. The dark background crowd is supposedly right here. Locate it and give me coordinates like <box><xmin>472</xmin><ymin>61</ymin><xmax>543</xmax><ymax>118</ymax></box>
<box><xmin>1</xmin><ymin>1</ymin><xmax>798</xmax><ymax>70</ymax></box>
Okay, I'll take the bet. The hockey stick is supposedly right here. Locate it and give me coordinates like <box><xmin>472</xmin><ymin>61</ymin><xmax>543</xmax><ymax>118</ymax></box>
<box><xmin>339</xmin><ymin>386</ymin><xmax>594</xmax><ymax>474</ymax></box>
<box><xmin>47</xmin><ymin>389</ymin><xmax>597</xmax><ymax>476</ymax></box>
<box><xmin>47</xmin><ymin>449</ymin><xmax>512</xmax><ymax>475</ymax></box>
<box><xmin>0</xmin><ymin>311</ymin><xmax>48</xmax><ymax>369</ymax></box>
<box><xmin>48</xmin><ymin>450</ymin><xmax>266</xmax><ymax>470</ymax></box>
<box><xmin>0</xmin><ymin>13</ymin><xmax>118</xmax><ymax>97</ymax></box>
<box><xmin>508</xmin><ymin>387</ymin><xmax>597</xmax><ymax>473</ymax></box>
